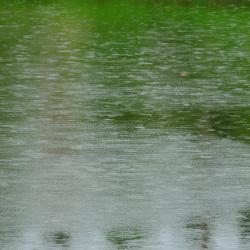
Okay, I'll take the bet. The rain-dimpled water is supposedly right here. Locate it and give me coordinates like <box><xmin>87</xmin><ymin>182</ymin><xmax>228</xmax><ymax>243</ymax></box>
<box><xmin>0</xmin><ymin>1</ymin><xmax>250</xmax><ymax>249</ymax></box>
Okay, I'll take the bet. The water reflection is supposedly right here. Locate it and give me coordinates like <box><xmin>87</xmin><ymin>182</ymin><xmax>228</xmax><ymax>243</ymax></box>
<box><xmin>209</xmin><ymin>108</ymin><xmax>250</xmax><ymax>143</ymax></box>
<box><xmin>106</xmin><ymin>227</ymin><xmax>145</xmax><ymax>249</ymax></box>
<box><xmin>238</xmin><ymin>208</ymin><xmax>250</xmax><ymax>240</ymax></box>
<box><xmin>0</xmin><ymin>0</ymin><xmax>250</xmax><ymax>249</ymax></box>
<box><xmin>44</xmin><ymin>231</ymin><xmax>71</xmax><ymax>248</ymax></box>
<box><xmin>186</xmin><ymin>216</ymin><xmax>214</xmax><ymax>249</ymax></box>
<box><xmin>106</xmin><ymin>105</ymin><xmax>250</xmax><ymax>143</ymax></box>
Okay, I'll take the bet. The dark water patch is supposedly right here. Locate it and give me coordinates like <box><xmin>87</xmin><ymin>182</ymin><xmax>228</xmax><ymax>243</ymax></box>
<box><xmin>98</xmin><ymin>105</ymin><xmax>250</xmax><ymax>144</ymax></box>
<box><xmin>44</xmin><ymin>231</ymin><xmax>71</xmax><ymax>248</ymax></box>
<box><xmin>106</xmin><ymin>227</ymin><xmax>145</xmax><ymax>249</ymax></box>
<box><xmin>208</xmin><ymin>108</ymin><xmax>250</xmax><ymax>143</ymax></box>
<box><xmin>186</xmin><ymin>216</ymin><xmax>215</xmax><ymax>249</ymax></box>
<box><xmin>238</xmin><ymin>208</ymin><xmax>250</xmax><ymax>240</ymax></box>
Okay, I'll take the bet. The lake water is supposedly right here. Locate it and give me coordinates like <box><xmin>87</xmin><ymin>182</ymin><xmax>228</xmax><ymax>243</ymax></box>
<box><xmin>0</xmin><ymin>1</ymin><xmax>250</xmax><ymax>249</ymax></box>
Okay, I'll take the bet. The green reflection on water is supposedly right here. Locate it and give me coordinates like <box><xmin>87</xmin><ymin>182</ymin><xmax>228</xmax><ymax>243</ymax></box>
<box><xmin>106</xmin><ymin>227</ymin><xmax>145</xmax><ymax>249</ymax></box>
<box><xmin>239</xmin><ymin>208</ymin><xmax>250</xmax><ymax>240</ymax></box>
<box><xmin>186</xmin><ymin>216</ymin><xmax>215</xmax><ymax>249</ymax></box>
<box><xmin>0</xmin><ymin>1</ymin><xmax>250</xmax><ymax>248</ymax></box>
<box><xmin>44</xmin><ymin>231</ymin><xmax>71</xmax><ymax>248</ymax></box>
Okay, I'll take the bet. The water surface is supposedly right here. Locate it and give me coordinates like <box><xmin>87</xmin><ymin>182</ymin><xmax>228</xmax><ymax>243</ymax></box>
<box><xmin>0</xmin><ymin>1</ymin><xmax>250</xmax><ymax>249</ymax></box>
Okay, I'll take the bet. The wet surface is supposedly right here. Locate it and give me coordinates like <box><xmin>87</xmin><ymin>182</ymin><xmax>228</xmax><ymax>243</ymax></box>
<box><xmin>0</xmin><ymin>1</ymin><xmax>250</xmax><ymax>249</ymax></box>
